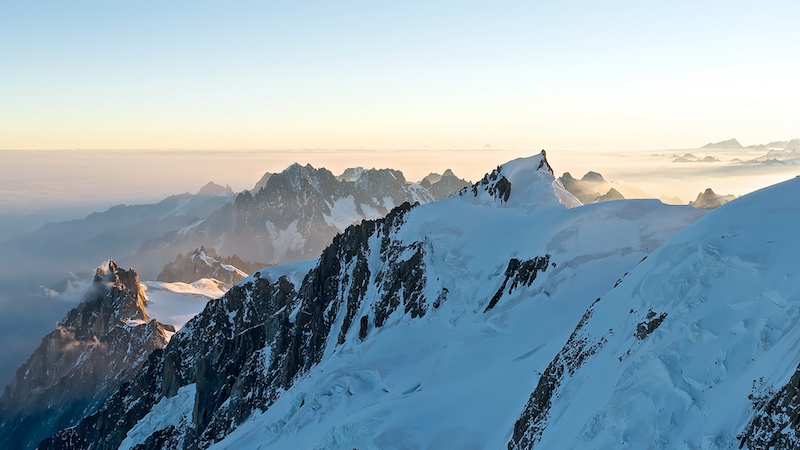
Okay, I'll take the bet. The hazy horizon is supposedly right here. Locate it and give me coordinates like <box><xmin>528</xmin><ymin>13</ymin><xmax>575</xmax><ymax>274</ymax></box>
<box><xmin>2</xmin><ymin>143</ymin><xmax>799</xmax><ymax>241</ymax></box>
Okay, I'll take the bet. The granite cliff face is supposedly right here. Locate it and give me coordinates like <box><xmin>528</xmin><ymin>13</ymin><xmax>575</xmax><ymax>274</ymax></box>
<box><xmin>0</xmin><ymin>261</ymin><xmax>174</xmax><ymax>450</ymax></box>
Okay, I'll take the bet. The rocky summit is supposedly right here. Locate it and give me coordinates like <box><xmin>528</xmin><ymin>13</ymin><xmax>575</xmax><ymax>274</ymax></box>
<box><xmin>0</xmin><ymin>261</ymin><xmax>174</xmax><ymax>450</ymax></box>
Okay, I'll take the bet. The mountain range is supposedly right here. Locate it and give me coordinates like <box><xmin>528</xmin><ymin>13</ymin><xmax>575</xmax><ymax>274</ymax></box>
<box><xmin>4</xmin><ymin>150</ymin><xmax>800</xmax><ymax>448</ymax></box>
<box><xmin>0</xmin><ymin>165</ymin><xmax>470</xmax><ymax>389</ymax></box>
<box><xmin>128</xmin><ymin>164</ymin><xmax>471</xmax><ymax>276</ymax></box>
<box><xmin>31</xmin><ymin>152</ymin><xmax>711</xmax><ymax>449</ymax></box>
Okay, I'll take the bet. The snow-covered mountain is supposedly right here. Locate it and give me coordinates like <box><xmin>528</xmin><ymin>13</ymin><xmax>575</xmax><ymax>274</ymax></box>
<box><xmin>40</xmin><ymin>152</ymin><xmax>705</xmax><ymax>449</ymax></box>
<box><xmin>0</xmin><ymin>262</ymin><xmax>174</xmax><ymax>450</ymax></box>
<box><xmin>508</xmin><ymin>174</ymin><xmax>800</xmax><ymax>449</ymax></box>
<box><xmin>131</xmin><ymin>163</ymin><xmax>470</xmax><ymax>272</ymax></box>
<box><xmin>157</xmin><ymin>246</ymin><xmax>264</xmax><ymax>287</ymax></box>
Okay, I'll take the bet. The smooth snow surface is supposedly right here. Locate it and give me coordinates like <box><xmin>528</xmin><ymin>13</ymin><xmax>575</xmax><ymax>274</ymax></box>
<box><xmin>143</xmin><ymin>279</ymin><xmax>226</xmax><ymax>329</ymax></box>
<box><xmin>530</xmin><ymin>176</ymin><xmax>800</xmax><ymax>449</ymax></box>
<box><xmin>205</xmin><ymin>152</ymin><xmax>704</xmax><ymax>449</ymax></box>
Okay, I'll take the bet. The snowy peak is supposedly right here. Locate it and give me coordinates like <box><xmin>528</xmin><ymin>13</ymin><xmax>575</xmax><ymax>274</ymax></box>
<box><xmin>460</xmin><ymin>151</ymin><xmax>580</xmax><ymax>209</ymax></box>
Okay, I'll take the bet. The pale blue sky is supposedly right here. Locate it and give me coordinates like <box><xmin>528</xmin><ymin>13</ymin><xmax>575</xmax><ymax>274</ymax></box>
<box><xmin>2</xmin><ymin>0</ymin><xmax>799</xmax><ymax>150</ymax></box>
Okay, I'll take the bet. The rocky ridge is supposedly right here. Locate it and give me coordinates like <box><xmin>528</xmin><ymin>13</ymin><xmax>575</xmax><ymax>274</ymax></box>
<box><xmin>0</xmin><ymin>261</ymin><xmax>174</xmax><ymax>450</ymax></box>
<box><xmin>40</xmin><ymin>152</ymin><xmax>705</xmax><ymax>449</ymax></box>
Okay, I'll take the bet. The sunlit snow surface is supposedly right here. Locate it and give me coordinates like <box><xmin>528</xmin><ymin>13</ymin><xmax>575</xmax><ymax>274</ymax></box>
<box><xmin>143</xmin><ymin>279</ymin><xmax>227</xmax><ymax>330</ymax></box>
<box><xmin>524</xmin><ymin>176</ymin><xmax>800</xmax><ymax>449</ymax></box>
<box><xmin>201</xmin><ymin>153</ymin><xmax>705</xmax><ymax>449</ymax></box>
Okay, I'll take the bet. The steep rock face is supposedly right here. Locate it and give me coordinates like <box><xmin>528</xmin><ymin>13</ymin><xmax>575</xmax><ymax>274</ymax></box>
<box><xmin>134</xmin><ymin>164</ymin><xmax>468</xmax><ymax>270</ymax></box>
<box><xmin>0</xmin><ymin>261</ymin><xmax>174</xmax><ymax>450</ymax></box>
<box><xmin>44</xmin><ymin>152</ymin><xmax>705</xmax><ymax>449</ymax></box>
<box><xmin>157</xmin><ymin>246</ymin><xmax>264</xmax><ymax>286</ymax></box>
<box><xmin>507</xmin><ymin>176</ymin><xmax>800</xmax><ymax>449</ymax></box>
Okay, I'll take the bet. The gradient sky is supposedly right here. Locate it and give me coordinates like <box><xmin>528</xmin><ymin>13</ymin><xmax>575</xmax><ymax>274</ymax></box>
<box><xmin>2</xmin><ymin>0</ymin><xmax>799</xmax><ymax>150</ymax></box>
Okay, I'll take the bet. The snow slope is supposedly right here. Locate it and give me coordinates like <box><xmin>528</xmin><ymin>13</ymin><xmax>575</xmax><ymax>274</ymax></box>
<box><xmin>510</xmin><ymin>175</ymin><xmax>800</xmax><ymax>449</ymax></box>
<box><xmin>203</xmin><ymin>152</ymin><xmax>703</xmax><ymax>449</ymax></box>
<box><xmin>143</xmin><ymin>279</ymin><xmax>227</xmax><ymax>330</ymax></box>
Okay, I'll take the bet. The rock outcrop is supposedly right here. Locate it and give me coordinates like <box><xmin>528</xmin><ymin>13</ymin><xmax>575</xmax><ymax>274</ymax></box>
<box><xmin>0</xmin><ymin>261</ymin><xmax>174</xmax><ymax>450</ymax></box>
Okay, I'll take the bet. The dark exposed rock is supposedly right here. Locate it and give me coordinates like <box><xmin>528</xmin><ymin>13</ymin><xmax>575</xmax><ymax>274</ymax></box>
<box><xmin>358</xmin><ymin>315</ymin><xmax>369</xmax><ymax>341</ymax></box>
<box><xmin>485</xmin><ymin>256</ymin><xmax>551</xmax><ymax>312</ymax></box>
<box><xmin>739</xmin><ymin>363</ymin><xmax>800</xmax><ymax>449</ymax></box>
<box><xmin>0</xmin><ymin>261</ymin><xmax>172</xmax><ymax>450</ymax></box>
<box><xmin>508</xmin><ymin>298</ymin><xmax>606</xmax><ymax>450</ymax></box>
<box><xmin>634</xmin><ymin>309</ymin><xmax>667</xmax><ymax>340</ymax></box>
<box><xmin>462</xmin><ymin>166</ymin><xmax>513</xmax><ymax>202</ymax></box>
<box><xmin>41</xmin><ymin>202</ymin><xmax>433</xmax><ymax>449</ymax></box>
